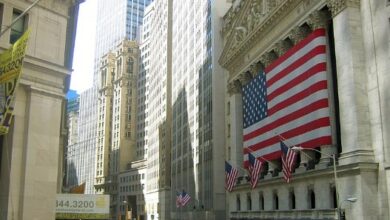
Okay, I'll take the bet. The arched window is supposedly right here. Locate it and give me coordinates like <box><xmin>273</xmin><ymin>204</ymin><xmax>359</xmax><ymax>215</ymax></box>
<box><xmin>259</xmin><ymin>192</ymin><xmax>264</xmax><ymax>210</ymax></box>
<box><xmin>273</xmin><ymin>191</ymin><xmax>279</xmax><ymax>210</ymax></box>
<box><xmin>289</xmin><ymin>189</ymin><xmax>296</xmax><ymax>209</ymax></box>
<box><xmin>331</xmin><ymin>184</ymin><xmax>337</xmax><ymax>208</ymax></box>
<box><xmin>236</xmin><ymin>194</ymin><xmax>241</xmax><ymax>211</ymax></box>
<box><xmin>309</xmin><ymin>188</ymin><xmax>316</xmax><ymax>209</ymax></box>
<box><xmin>247</xmin><ymin>193</ymin><xmax>252</xmax><ymax>211</ymax></box>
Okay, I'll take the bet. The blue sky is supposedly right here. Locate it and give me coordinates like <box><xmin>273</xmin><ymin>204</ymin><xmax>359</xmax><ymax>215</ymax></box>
<box><xmin>70</xmin><ymin>0</ymin><xmax>97</xmax><ymax>93</ymax></box>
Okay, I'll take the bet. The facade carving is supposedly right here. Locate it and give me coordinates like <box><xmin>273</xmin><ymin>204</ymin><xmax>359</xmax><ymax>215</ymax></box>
<box><xmin>289</xmin><ymin>26</ymin><xmax>311</xmax><ymax>45</ymax></box>
<box><xmin>327</xmin><ymin>0</ymin><xmax>361</xmax><ymax>17</ymax></box>
<box><xmin>307</xmin><ymin>10</ymin><xmax>330</xmax><ymax>30</ymax></box>
<box><xmin>227</xmin><ymin>80</ymin><xmax>242</xmax><ymax>95</ymax></box>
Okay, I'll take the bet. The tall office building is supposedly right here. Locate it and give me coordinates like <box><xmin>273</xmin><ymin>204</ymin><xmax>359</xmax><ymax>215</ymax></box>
<box><xmin>136</xmin><ymin>1</ymin><xmax>154</xmax><ymax>161</ymax></box>
<box><xmin>94</xmin><ymin>0</ymin><xmax>152</xmax><ymax>85</ymax></box>
<box><xmin>65</xmin><ymin>90</ymin><xmax>80</xmax><ymax>188</ymax></box>
<box><xmin>95</xmin><ymin>41</ymin><xmax>140</xmax><ymax>219</ymax></box>
<box><xmin>90</xmin><ymin>2</ymin><xmax>152</xmax><ymax>220</ymax></box>
<box><xmin>170</xmin><ymin>1</ymin><xmax>229</xmax><ymax>219</ymax></box>
<box><xmin>144</xmin><ymin>1</ymin><xmax>172</xmax><ymax>219</ymax></box>
<box><xmin>75</xmin><ymin>87</ymin><xmax>98</xmax><ymax>194</ymax></box>
<box><xmin>68</xmin><ymin>0</ymin><xmax>152</xmax><ymax>199</ymax></box>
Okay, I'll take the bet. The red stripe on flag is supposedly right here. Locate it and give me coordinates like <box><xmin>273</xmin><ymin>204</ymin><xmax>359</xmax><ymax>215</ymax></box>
<box><xmin>267</xmin><ymin>63</ymin><xmax>327</xmax><ymax>102</ymax></box>
<box><xmin>244</xmin><ymin>99</ymin><xmax>329</xmax><ymax>141</ymax></box>
<box><xmin>265</xmin><ymin>29</ymin><xmax>326</xmax><ymax>73</ymax></box>
<box><xmin>266</xmin><ymin>46</ymin><xmax>326</xmax><ymax>88</ymax></box>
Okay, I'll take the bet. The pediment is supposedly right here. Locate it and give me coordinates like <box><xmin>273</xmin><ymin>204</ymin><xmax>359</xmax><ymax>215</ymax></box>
<box><xmin>219</xmin><ymin>0</ymin><xmax>307</xmax><ymax>71</ymax></box>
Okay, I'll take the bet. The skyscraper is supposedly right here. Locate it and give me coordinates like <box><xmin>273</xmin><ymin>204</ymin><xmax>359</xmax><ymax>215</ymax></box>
<box><xmin>94</xmin><ymin>0</ymin><xmax>153</xmax><ymax>85</ymax></box>
<box><xmin>170</xmin><ymin>0</ymin><xmax>229</xmax><ymax>219</ymax></box>
<box><xmin>68</xmin><ymin>0</ymin><xmax>152</xmax><ymax>201</ymax></box>
<box><xmin>95</xmin><ymin>40</ymin><xmax>140</xmax><ymax>218</ymax></box>
<box><xmin>144</xmin><ymin>0</ymin><xmax>172</xmax><ymax>219</ymax></box>
<box><xmin>75</xmin><ymin>87</ymin><xmax>98</xmax><ymax>194</ymax></box>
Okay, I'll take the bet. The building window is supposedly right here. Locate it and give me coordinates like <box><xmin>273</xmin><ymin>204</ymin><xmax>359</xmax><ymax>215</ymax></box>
<box><xmin>259</xmin><ymin>192</ymin><xmax>264</xmax><ymax>210</ymax></box>
<box><xmin>236</xmin><ymin>194</ymin><xmax>241</xmax><ymax>211</ymax></box>
<box><xmin>331</xmin><ymin>184</ymin><xmax>337</xmax><ymax>208</ymax></box>
<box><xmin>10</xmin><ymin>9</ymin><xmax>27</xmax><ymax>44</ymax></box>
<box><xmin>273</xmin><ymin>191</ymin><xmax>279</xmax><ymax>210</ymax></box>
<box><xmin>246</xmin><ymin>193</ymin><xmax>252</xmax><ymax>211</ymax></box>
<box><xmin>0</xmin><ymin>3</ymin><xmax>4</xmax><ymax>30</ymax></box>
<box><xmin>309</xmin><ymin>187</ymin><xmax>316</xmax><ymax>209</ymax></box>
<box><xmin>289</xmin><ymin>189</ymin><xmax>296</xmax><ymax>209</ymax></box>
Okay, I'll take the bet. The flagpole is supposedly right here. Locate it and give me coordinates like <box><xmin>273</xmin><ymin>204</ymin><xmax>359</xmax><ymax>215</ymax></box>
<box><xmin>244</xmin><ymin>147</ymin><xmax>272</xmax><ymax>163</ymax></box>
<box><xmin>277</xmin><ymin>133</ymin><xmax>315</xmax><ymax>160</ymax></box>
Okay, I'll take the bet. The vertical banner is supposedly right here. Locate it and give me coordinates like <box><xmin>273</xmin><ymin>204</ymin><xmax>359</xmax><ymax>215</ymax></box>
<box><xmin>0</xmin><ymin>30</ymin><xmax>30</xmax><ymax>135</ymax></box>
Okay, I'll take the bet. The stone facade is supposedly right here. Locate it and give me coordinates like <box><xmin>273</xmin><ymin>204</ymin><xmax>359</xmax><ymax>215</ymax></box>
<box><xmin>0</xmin><ymin>0</ymin><xmax>78</xmax><ymax>219</ymax></box>
<box><xmin>94</xmin><ymin>40</ymin><xmax>140</xmax><ymax>219</ymax></box>
<box><xmin>219</xmin><ymin>0</ymin><xmax>390</xmax><ymax>219</ymax></box>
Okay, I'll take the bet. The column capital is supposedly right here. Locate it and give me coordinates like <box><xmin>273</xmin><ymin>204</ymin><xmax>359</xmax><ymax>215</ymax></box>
<box><xmin>274</xmin><ymin>40</ymin><xmax>293</xmax><ymax>57</ymax></box>
<box><xmin>327</xmin><ymin>0</ymin><xmax>360</xmax><ymax>17</ymax></box>
<box><xmin>247</xmin><ymin>63</ymin><xmax>263</xmax><ymax>78</ymax></box>
<box><xmin>289</xmin><ymin>26</ymin><xmax>311</xmax><ymax>45</ymax></box>
<box><xmin>259</xmin><ymin>52</ymin><xmax>277</xmax><ymax>68</ymax></box>
<box><xmin>238</xmin><ymin>71</ymin><xmax>253</xmax><ymax>86</ymax></box>
<box><xmin>307</xmin><ymin>10</ymin><xmax>330</xmax><ymax>30</ymax></box>
<box><xmin>227</xmin><ymin>80</ymin><xmax>242</xmax><ymax>95</ymax></box>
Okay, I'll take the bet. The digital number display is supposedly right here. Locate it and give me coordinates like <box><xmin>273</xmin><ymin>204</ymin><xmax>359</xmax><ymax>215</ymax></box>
<box><xmin>56</xmin><ymin>200</ymin><xmax>95</xmax><ymax>209</ymax></box>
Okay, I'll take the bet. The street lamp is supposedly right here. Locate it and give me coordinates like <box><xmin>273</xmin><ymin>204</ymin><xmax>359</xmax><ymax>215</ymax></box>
<box><xmin>339</xmin><ymin>197</ymin><xmax>357</xmax><ymax>219</ymax></box>
<box><xmin>291</xmin><ymin>146</ymin><xmax>340</xmax><ymax>219</ymax></box>
<box><xmin>123</xmin><ymin>200</ymin><xmax>128</xmax><ymax>220</ymax></box>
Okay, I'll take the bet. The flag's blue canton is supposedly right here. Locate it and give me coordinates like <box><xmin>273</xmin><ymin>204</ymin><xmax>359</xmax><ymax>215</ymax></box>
<box><xmin>243</xmin><ymin>72</ymin><xmax>268</xmax><ymax>129</ymax></box>
<box><xmin>280</xmin><ymin>141</ymin><xmax>289</xmax><ymax>154</ymax></box>
<box><xmin>225</xmin><ymin>161</ymin><xmax>232</xmax><ymax>172</ymax></box>
<box><xmin>248</xmin><ymin>151</ymin><xmax>256</xmax><ymax>165</ymax></box>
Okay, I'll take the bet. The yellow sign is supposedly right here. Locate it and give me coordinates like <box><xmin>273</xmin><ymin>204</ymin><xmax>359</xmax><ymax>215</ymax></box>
<box><xmin>55</xmin><ymin>194</ymin><xmax>110</xmax><ymax>219</ymax></box>
<box><xmin>0</xmin><ymin>30</ymin><xmax>30</xmax><ymax>135</ymax></box>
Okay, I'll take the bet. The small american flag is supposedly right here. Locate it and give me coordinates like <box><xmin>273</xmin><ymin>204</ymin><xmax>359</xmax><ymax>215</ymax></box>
<box><xmin>280</xmin><ymin>141</ymin><xmax>298</xmax><ymax>183</ymax></box>
<box><xmin>180</xmin><ymin>191</ymin><xmax>191</xmax><ymax>207</ymax></box>
<box><xmin>225</xmin><ymin>161</ymin><xmax>238</xmax><ymax>192</ymax></box>
<box><xmin>248</xmin><ymin>152</ymin><xmax>263</xmax><ymax>188</ymax></box>
<box><xmin>243</xmin><ymin>28</ymin><xmax>332</xmax><ymax>165</ymax></box>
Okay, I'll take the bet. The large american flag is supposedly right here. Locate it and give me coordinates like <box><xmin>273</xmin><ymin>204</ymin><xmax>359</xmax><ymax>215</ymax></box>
<box><xmin>248</xmin><ymin>152</ymin><xmax>263</xmax><ymax>188</ymax></box>
<box><xmin>280</xmin><ymin>141</ymin><xmax>297</xmax><ymax>183</ymax></box>
<box><xmin>225</xmin><ymin>161</ymin><xmax>238</xmax><ymax>192</ymax></box>
<box><xmin>243</xmin><ymin>28</ymin><xmax>332</xmax><ymax>165</ymax></box>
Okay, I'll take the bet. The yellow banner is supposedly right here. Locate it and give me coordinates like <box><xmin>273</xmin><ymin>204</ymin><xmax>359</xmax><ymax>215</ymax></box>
<box><xmin>0</xmin><ymin>30</ymin><xmax>30</xmax><ymax>135</ymax></box>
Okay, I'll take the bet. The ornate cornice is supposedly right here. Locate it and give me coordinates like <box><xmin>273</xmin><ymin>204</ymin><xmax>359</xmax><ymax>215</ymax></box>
<box><xmin>327</xmin><ymin>0</ymin><xmax>360</xmax><ymax>17</ymax></box>
<box><xmin>219</xmin><ymin>0</ymin><xmax>302</xmax><ymax>70</ymax></box>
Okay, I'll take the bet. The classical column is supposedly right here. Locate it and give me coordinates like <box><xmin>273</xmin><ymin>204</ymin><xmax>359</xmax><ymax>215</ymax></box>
<box><xmin>227</xmin><ymin>80</ymin><xmax>244</xmax><ymax>172</ymax></box>
<box><xmin>328</xmin><ymin>0</ymin><xmax>374</xmax><ymax>164</ymax></box>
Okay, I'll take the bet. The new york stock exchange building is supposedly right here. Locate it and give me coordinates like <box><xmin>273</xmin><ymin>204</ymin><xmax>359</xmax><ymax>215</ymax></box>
<box><xmin>219</xmin><ymin>0</ymin><xmax>390</xmax><ymax>219</ymax></box>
